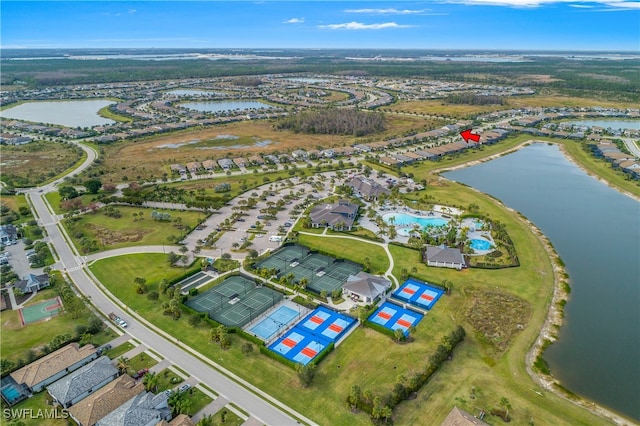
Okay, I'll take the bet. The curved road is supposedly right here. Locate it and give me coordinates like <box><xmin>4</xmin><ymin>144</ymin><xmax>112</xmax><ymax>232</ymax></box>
<box><xmin>25</xmin><ymin>145</ymin><xmax>313</xmax><ymax>425</ymax></box>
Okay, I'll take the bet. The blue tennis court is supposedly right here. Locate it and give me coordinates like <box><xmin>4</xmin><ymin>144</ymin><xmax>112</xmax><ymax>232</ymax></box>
<box><xmin>297</xmin><ymin>306</ymin><xmax>356</xmax><ymax>343</ymax></box>
<box><xmin>269</xmin><ymin>329</ymin><xmax>329</xmax><ymax>365</ymax></box>
<box><xmin>248</xmin><ymin>305</ymin><xmax>300</xmax><ymax>341</ymax></box>
<box><xmin>369</xmin><ymin>301</ymin><xmax>423</xmax><ymax>336</ymax></box>
<box><xmin>392</xmin><ymin>278</ymin><xmax>444</xmax><ymax>310</ymax></box>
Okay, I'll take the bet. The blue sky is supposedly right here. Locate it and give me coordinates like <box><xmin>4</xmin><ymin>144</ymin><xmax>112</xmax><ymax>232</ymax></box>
<box><xmin>1</xmin><ymin>1</ymin><xmax>639</xmax><ymax>50</ymax></box>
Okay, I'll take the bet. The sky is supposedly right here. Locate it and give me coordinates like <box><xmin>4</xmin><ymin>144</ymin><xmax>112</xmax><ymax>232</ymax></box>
<box><xmin>1</xmin><ymin>1</ymin><xmax>639</xmax><ymax>51</ymax></box>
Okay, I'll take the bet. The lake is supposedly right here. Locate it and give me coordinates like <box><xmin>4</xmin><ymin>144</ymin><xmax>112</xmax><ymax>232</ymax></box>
<box><xmin>1</xmin><ymin>99</ymin><xmax>116</xmax><ymax>127</ymax></box>
<box><xmin>180</xmin><ymin>100</ymin><xmax>273</xmax><ymax>113</ymax></box>
<box><xmin>166</xmin><ymin>89</ymin><xmax>226</xmax><ymax>96</ymax></box>
<box><xmin>566</xmin><ymin>119</ymin><xmax>640</xmax><ymax>131</ymax></box>
<box><xmin>443</xmin><ymin>143</ymin><xmax>640</xmax><ymax>421</ymax></box>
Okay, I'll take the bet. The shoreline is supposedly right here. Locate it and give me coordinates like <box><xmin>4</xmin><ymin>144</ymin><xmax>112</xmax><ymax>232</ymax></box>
<box><xmin>435</xmin><ymin>140</ymin><xmax>638</xmax><ymax>425</ymax></box>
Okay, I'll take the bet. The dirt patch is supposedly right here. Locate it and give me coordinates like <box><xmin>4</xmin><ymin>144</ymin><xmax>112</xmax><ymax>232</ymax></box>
<box><xmin>518</xmin><ymin>74</ymin><xmax>562</xmax><ymax>83</ymax></box>
<box><xmin>86</xmin><ymin>223</ymin><xmax>148</xmax><ymax>245</ymax></box>
<box><xmin>465</xmin><ymin>288</ymin><xmax>531</xmax><ymax>352</ymax></box>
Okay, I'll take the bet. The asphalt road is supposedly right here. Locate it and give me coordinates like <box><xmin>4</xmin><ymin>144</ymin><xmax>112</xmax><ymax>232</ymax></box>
<box><xmin>23</xmin><ymin>158</ymin><xmax>314</xmax><ymax>426</ymax></box>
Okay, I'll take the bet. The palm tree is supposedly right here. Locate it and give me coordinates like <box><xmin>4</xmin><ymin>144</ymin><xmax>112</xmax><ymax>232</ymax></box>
<box><xmin>394</xmin><ymin>328</ymin><xmax>405</xmax><ymax>343</ymax></box>
<box><xmin>500</xmin><ymin>397</ymin><xmax>512</xmax><ymax>421</ymax></box>
<box><xmin>143</xmin><ymin>371</ymin><xmax>158</xmax><ymax>392</ymax></box>
<box><xmin>117</xmin><ymin>356</ymin><xmax>130</xmax><ymax>375</ymax></box>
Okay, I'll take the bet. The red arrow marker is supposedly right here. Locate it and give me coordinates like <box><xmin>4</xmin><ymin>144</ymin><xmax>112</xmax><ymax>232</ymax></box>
<box><xmin>460</xmin><ymin>129</ymin><xmax>481</xmax><ymax>144</ymax></box>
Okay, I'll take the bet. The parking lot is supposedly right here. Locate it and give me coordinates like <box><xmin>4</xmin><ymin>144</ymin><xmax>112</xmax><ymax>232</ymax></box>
<box><xmin>183</xmin><ymin>172</ymin><xmax>337</xmax><ymax>259</ymax></box>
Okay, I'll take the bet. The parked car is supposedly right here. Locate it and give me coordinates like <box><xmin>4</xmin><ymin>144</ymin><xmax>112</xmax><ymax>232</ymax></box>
<box><xmin>97</xmin><ymin>344</ymin><xmax>112</xmax><ymax>356</ymax></box>
<box><xmin>178</xmin><ymin>384</ymin><xmax>191</xmax><ymax>393</ymax></box>
<box><xmin>133</xmin><ymin>368</ymin><xmax>149</xmax><ymax>379</ymax></box>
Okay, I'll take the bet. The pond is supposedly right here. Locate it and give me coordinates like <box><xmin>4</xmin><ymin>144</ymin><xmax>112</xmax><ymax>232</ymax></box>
<box><xmin>443</xmin><ymin>143</ymin><xmax>640</xmax><ymax>421</ymax></box>
<box><xmin>179</xmin><ymin>100</ymin><xmax>274</xmax><ymax>113</ymax></box>
<box><xmin>1</xmin><ymin>99</ymin><xmax>116</xmax><ymax>127</ymax></box>
<box><xmin>565</xmin><ymin>119</ymin><xmax>640</xmax><ymax>131</ymax></box>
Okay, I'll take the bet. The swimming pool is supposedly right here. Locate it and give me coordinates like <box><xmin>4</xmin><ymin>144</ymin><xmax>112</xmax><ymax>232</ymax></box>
<box><xmin>470</xmin><ymin>239</ymin><xmax>493</xmax><ymax>251</ymax></box>
<box><xmin>2</xmin><ymin>385</ymin><xmax>23</xmax><ymax>404</ymax></box>
<box><xmin>383</xmin><ymin>213</ymin><xmax>448</xmax><ymax>229</ymax></box>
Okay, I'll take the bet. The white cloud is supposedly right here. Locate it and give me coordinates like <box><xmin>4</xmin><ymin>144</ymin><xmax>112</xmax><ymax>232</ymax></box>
<box><xmin>442</xmin><ymin>0</ymin><xmax>640</xmax><ymax>7</ymax></box>
<box><xmin>318</xmin><ymin>21</ymin><xmax>413</xmax><ymax>30</ymax></box>
<box><xmin>569</xmin><ymin>3</ymin><xmax>594</xmax><ymax>7</ymax></box>
<box><xmin>128</xmin><ymin>9</ymin><xmax>137</xmax><ymax>14</ymax></box>
<box><xmin>345</xmin><ymin>8</ymin><xmax>428</xmax><ymax>14</ymax></box>
<box><xmin>284</xmin><ymin>17</ymin><xmax>305</xmax><ymax>24</ymax></box>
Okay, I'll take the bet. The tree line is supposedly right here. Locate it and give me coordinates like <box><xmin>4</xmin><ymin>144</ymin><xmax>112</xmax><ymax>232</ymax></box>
<box><xmin>275</xmin><ymin>108</ymin><xmax>386</xmax><ymax>137</ymax></box>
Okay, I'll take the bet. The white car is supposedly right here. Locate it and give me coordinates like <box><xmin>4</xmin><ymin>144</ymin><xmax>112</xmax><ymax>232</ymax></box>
<box><xmin>117</xmin><ymin>319</ymin><xmax>128</xmax><ymax>328</ymax></box>
<box><xmin>178</xmin><ymin>384</ymin><xmax>191</xmax><ymax>393</ymax></box>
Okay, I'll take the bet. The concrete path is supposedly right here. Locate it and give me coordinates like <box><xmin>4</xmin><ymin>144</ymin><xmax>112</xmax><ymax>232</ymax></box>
<box><xmin>192</xmin><ymin>397</ymin><xmax>230</xmax><ymax>423</ymax></box>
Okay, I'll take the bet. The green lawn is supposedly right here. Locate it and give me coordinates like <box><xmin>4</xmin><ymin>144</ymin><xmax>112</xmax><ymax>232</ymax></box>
<box><xmin>155</xmin><ymin>368</ymin><xmax>185</xmax><ymax>392</ymax></box>
<box><xmin>87</xmin><ymin>183</ymin><xmax>613</xmax><ymax>424</ymax></box>
<box><xmin>1</xmin><ymin>289</ymin><xmax>80</xmax><ymax>363</ymax></box>
<box><xmin>63</xmin><ymin>206</ymin><xmax>207</xmax><ymax>252</ymax></box>
<box><xmin>206</xmin><ymin>407</ymin><xmax>245</xmax><ymax>426</ymax></box>
<box><xmin>105</xmin><ymin>341</ymin><xmax>135</xmax><ymax>359</ymax></box>
<box><xmin>184</xmin><ymin>388</ymin><xmax>214</xmax><ymax>416</ymax></box>
<box><xmin>3</xmin><ymin>391</ymin><xmax>67</xmax><ymax>426</ymax></box>
<box><xmin>45</xmin><ymin>191</ymin><xmax>99</xmax><ymax>215</ymax></box>
<box><xmin>128</xmin><ymin>351</ymin><xmax>159</xmax><ymax>372</ymax></box>
<box><xmin>296</xmin><ymin>234</ymin><xmax>389</xmax><ymax>274</ymax></box>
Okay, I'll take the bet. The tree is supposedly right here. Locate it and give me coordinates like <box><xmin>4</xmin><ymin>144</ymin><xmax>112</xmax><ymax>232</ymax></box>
<box><xmin>394</xmin><ymin>328</ymin><xmax>405</xmax><ymax>343</ymax></box>
<box><xmin>84</xmin><ymin>179</ymin><xmax>102</xmax><ymax>194</ymax></box>
<box><xmin>196</xmin><ymin>415</ymin><xmax>214</xmax><ymax>426</ymax></box>
<box><xmin>241</xmin><ymin>343</ymin><xmax>254</xmax><ymax>357</ymax></box>
<box><xmin>296</xmin><ymin>363</ymin><xmax>316</xmax><ymax>387</ymax></box>
<box><xmin>117</xmin><ymin>356</ymin><xmax>130</xmax><ymax>375</ymax></box>
<box><xmin>348</xmin><ymin>385</ymin><xmax>362</xmax><ymax>410</ymax></box>
<box><xmin>58</xmin><ymin>185</ymin><xmax>78</xmax><ymax>200</ymax></box>
<box><xmin>357</xmin><ymin>306</ymin><xmax>369</xmax><ymax>325</ymax></box>
<box><xmin>134</xmin><ymin>277</ymin><xmax>147</xmax><ymax>294</ymax></box>
<box><xmin>500</xmin><ymin>397</ymin><xmax>512</xmax><ymax>421</ymax></box>
<box><xmin>143</xmin><ymin>371</ymin><xmax>158</xmax><ymax>392</ymax></box>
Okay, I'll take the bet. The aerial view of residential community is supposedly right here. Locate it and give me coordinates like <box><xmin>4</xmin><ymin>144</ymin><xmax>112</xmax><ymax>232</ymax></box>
<box><xmin>0</xmin><ymin>1</ymin><xmax>638</xmax><ymax>426</ymax></box>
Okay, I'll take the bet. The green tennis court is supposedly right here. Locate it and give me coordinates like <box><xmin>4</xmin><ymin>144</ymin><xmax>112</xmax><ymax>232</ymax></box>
<box><xmin>18</xmin><ymin>297</ymin><xmax>63</xmax><ymax>326</ymax></box>
<box><xmin>255</xmin><ymin>244</ymin><xmax>362</xmax><ymax>294</ymax></box>
<box><xmin>186</xmin><ymin>275</ymin><xmax>283</xmax><ymax>328</ymax></box>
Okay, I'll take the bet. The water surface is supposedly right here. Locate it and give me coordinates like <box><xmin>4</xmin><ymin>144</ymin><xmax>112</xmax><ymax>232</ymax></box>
<box><xmin>565</xmin><ymin>119</ymin><xmax>640</xmax><ymax>131</ymax></box>
<box><xmin>1</xmin><ymin>99</ymin><xmax>115</xmax><ymax>127</ymax></box>
<box><xmin>443</xmin><ymin>143</ymin><xmax>640</xmax><ymax>421</ymax></box>
<box><xmin>180</xmin><ymin>100</ymin><xmax>273</xmax><ymax>113</ymax></box>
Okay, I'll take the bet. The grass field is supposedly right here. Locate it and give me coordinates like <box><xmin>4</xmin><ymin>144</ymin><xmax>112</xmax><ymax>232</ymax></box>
<box><xmin>80</xmin><ymin>114</ymin><xmax>444</xmax><ymax>183</ymax></box>
<box><xmin>105</xmin><ymin>341</ymin><xmax>135</xmax><ymax>359</ymax></box>
<box><xmin>156</xmin><ymin>368</ymin><xmax>185</xmax><ymax>392</ymax></box>
<box><xmin>128</xmin><ymin>351</ymin><xmax>159</xmax><ymax>372</ymax></box>
<box><xmin>45</xmin><ymin>191</ymin><xmax>102</xmax><ymax>215</ymax></box>
<box><xmin>2</xmin><ymin>391</ymin><xmax>67</xmax><ymax>426</ymax></box>
<box><xmin>1</xmin><ymin>288</ymin><xmax>90</xmax><ymax>364</ymax></box>
<box><xmin>63</xmin><ymin>206</ymin><xmax>206</xmax><ymax>251</ymax></box>
<box><xmin>207</xmin><ymin>407</ymin><xmax>244</xmax><ymax>426</ymax></box>
<box><xmin>185</xmin><ymin>387</ymin><xmax>214</xmax><ymax>416</ymax></box>
<box><xmin>296</xmin><ymin>233</ymin><xmax>389</xmax><ymax>274</ymax></box>
<box><xmin>0</xmin><ymin>140</ymin><xmax>84</xmax><ymax>188</ymax></box>
<box><xmin>384</xmin><ymin>95</ymin><xmax>640</xmax><ymax>119</ymax></box>
<box><xmin>0</xmin><ymin>194</ymin><xmax>32</xmax><ymax>225</ymax></box>
<box><xmin>89</xmin><ymin>238</ymin><xmax>610</xmax><ymax>425</ymax></box>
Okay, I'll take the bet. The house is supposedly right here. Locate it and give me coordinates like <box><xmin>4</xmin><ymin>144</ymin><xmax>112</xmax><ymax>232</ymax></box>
<box><xmin>96</xmin><ymin>391</ymin><xmax>171</xmax><ymax>426</ymax></box>
<box><xmin>233</xmin><ymin>157</ymin><xmax>248</xmax><ymax>168</ymax></box>
<box><xmin>10</xmin><ymin>343</ymin><xmax>98</xmax><ymax>393</ymax></box>
<box><xmin>291</xmin><ymin>150</ymin><xmax>308</xmax><ymax>160</ymax></box>
<box><xmin>424</xmin><ymin>246</ymin><xmax>466</xmax><ymax>270</ymax></box>
<box><xmin>342</xmin><ymin>272</ymin><xmax>391</xmax><ymax>304</ymax></box>
<box><xmin>185</xmin><ymin>162</ymin><xmax>201</xmax><ymax>174</ymax></box>
<box><xmin>14</xmin><ymin>273</ymin><xmax>50</xmax><ymax>294</ymax></box>
<box><xmin>0</xmin><ymin>224</ymin><xmax>18</xmax><ymax>244</ymax></box>
<box><xmin>347</xmin><ymin>177</ymin><xmax>390</xmax><ymax>201</ymax></box>
<box><xmin>157</xmin><ymin>414</ymin><xmax>194</xmax><ymax>426</ymax></box>
<box><xmin>440</xmin><ymin>407</ymin><xmax>489</xmax><ymax>426</ymax></box>
<box><xmin>67</xmin><ymin>375</ymin><xmax>145</xmax><ymax>426</ymax></box>
<box><xmin>217</xmin><ymin>158</ymin><xmax>234</xmax><ymax>170</ymax></box>
<box><xmin>201</xmin><ymin>159</ymin><xmax>217</xmax><ymax>171</ymax></box>
<box><xmin>379</xmin><ymin>156</ymin><xmax>401</xmax><ymax>166</ymax></box>
<box><xmin>309</xmin><ymin>200</ymin><xmax>359</xmax><ymax>231</ymax></box>
<box><xmin>47</xmin><ymin>356</ymin><xmax>119</xmax><ymax>409</ymax></box>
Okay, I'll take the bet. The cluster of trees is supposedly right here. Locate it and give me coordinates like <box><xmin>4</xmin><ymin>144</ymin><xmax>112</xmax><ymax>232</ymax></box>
<box><xmin>210</xmin><ymin>325</ymin><xmax>231</xmax><ymax>349</ymax></box>
<box><xmin>445</xmin><ymin>93</ymin><xmax>506</xmax><ymax>105</ymax></box>
<box><xmin>275</xmin><ymin>108</ymin><xmax>386</xmax><ymax>136</ymax></box>
<box><xmin>347</xmin><ymin>326</ymin><xmax>466</xmax><ymax>423</ymax></box>
<box><xmin>0</xmin><ymin>202</ymin><xmax>30</xmax><ymax>225</ymax></box>
<box><xmin>151</xmin><ymin>210</ymin><xmax>172</xmax><ymax>221</ymax></box>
